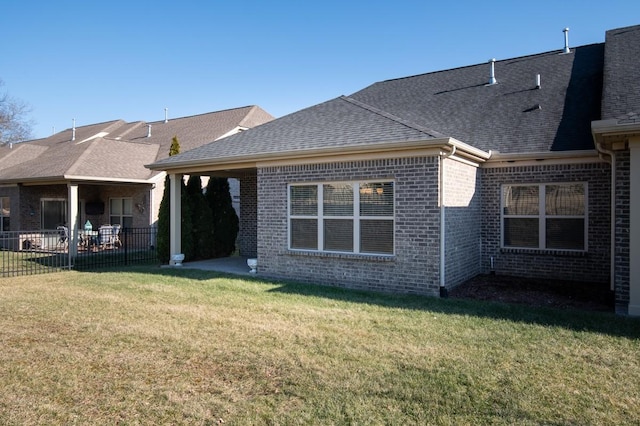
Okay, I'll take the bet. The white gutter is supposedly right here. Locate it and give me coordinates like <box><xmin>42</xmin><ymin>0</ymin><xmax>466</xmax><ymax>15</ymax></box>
<box><xmin>147</xmin><ymin>137</ymin><xmax>492</xmax><ymax>172</ymax></box>
<box><xmin>439</xmin><ymin>145</ymin><xmax>456</xmax><ymax>297</ymax></box>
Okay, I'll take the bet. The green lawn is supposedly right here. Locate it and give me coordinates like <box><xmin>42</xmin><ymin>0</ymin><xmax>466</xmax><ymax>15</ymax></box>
<box><xmin>1</xmin><ymin>267</ymin><xmax>639</xmax><ymax>425</ymax></box>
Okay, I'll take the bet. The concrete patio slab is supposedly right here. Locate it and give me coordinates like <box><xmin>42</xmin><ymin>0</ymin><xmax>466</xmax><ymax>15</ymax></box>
<box><xmin>178</xmin><ymin>256</ymin><xmax>253</xmax><ymax>276</ymax></box>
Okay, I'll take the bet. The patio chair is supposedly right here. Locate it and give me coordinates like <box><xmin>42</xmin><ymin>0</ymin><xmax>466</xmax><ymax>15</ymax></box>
<box><xmin>112</xmin><ymin>224</ymin><xmax>122</xmax><ymax>248</ymax></box>
<box><xmin>98</xmin><ymin>225</ymin><xmax>116</xmax><ymax>249</ymax></box>
<box><xmin>99</xmin><ymin>225</ymin><xmax>121</xmax><ymax>249</ymax></box>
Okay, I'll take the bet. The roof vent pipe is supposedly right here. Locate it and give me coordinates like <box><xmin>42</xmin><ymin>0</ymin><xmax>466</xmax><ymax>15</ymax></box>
<box><xmin>71</xmin><ymin>118</ymin><xmax>76</xmax><ymax>141</ymax></box>
<box><xmin>147</xmin><ymin>124</ymin><xmax>152</xmax><ymax>138</ymax></box>
<box><xmin>488</xmin><ymin>58</ymin><xmax>497</xmax><ymax>85</ymax></box>
<box><xmin>536</xmin><ymin>74</ymin><xmax>541</xmax><ymax>89</ymax></box>
<box><xmin>164</xmin><ymin>108</ymin><xmax>168</xmax><ymax>123</ymax></box>
<box><xmin>563</xmin><ymin>27</ymin><xmax>570</xmax><ymax>53</ymax></box>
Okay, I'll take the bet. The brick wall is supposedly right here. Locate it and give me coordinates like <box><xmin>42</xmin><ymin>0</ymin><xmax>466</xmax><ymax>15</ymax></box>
<box><xmin>20</xmin><ymin>185</ymin><xmax>67</xmax><ymax>230</ymax></box>
<box><xmin>10</xmin><ymin>184</ymin><xmax>152</xmax><ymax>231</ymax></box>
<box><xmin>0</xmin><ymin>186</ymin><xmax>20</xmax><ymax>231</ymax></box>
<box><xmin>614</xmin><ymin>150</ymin><xmax>630</xmax><ymax>313</ymax></box>
<box><xmin>98</xmin><ymin>185</ymin><xmax>151</xmax><ymax>228</ymax></box>
<box><xmin>239</xmin><ymin>174</ymin><xmax>257</xmax><ymax>258</ymax></box>
<box><xmin>444</xmin><ymin>158</ymin><xmax>482</xmax><ymax>288</ymax></box>
<box><xmin>256</xmin><ymin>157</ymin><xmax>442</xmax><ymax>295</ymax></box>
<box><xmin>480</xmin><ymin>161</ymin><xmax>611</xmax><ymax>283</ymax></box>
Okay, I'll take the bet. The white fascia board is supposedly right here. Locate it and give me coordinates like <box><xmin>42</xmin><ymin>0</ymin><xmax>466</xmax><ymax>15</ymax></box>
<box><xmin>148</xmin><ymin>137</ymin><xmax>492</xmax><ymax>174</ymax></box>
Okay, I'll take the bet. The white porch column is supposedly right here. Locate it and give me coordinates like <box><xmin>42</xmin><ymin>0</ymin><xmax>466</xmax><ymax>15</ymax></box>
<box><xmin>67</xmin><ymin>183</ymin><xmax>79</xmax><ymax>257</ymax></box>
<box><xmin>169</xmin><ymin>173</ymin><xmax>182</xmax><ymax>264</ymax></box>
<box><xmin>629</xmin><ymin>137</ymin><xmax>640</xmax><ymax>316</ymax></box>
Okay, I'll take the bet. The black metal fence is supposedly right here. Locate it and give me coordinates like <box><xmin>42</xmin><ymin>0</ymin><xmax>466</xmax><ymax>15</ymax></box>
<box><xmin>0</xmin><ymin>227</ymin><xmax>159</xmax><ymax>277</ymax></box>
<box><xmin>0</xmin><ymin>229</ymin><xmax>71</xmax><ymax>276</ymax></box>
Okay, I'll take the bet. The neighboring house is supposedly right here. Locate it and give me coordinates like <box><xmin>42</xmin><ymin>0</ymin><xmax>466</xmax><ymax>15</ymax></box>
<box><xmin>148</xmin><ymin>25</ymin><xmax>640</xmax><ymax>316</ymax></box>
<box><xmin>0</xmin><ymin>106</ymin><xmax>274</xmax><ymax>253</ymax></box>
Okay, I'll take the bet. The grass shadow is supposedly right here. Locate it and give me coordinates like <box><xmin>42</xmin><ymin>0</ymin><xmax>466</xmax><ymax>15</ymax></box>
<box><xmin>87</xmin><ymin>265</ymin><xmax>640</xmax><ymax>339</ymax></box>
<box><xmin>266</xmin><ymin>279</ymin><xmax>640</xmax><ymax>339</ymax></box>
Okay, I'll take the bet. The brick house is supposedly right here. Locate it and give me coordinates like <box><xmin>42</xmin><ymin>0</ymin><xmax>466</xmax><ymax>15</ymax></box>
<box><xmin>0</xmin><ymin>106</ymin><xmax>274</xmax><ymax>254</ymax></box>
<box><xmin>149</xmin><ymin>25</ymin><xmax>640</xmax><ymax>316</ymax></box>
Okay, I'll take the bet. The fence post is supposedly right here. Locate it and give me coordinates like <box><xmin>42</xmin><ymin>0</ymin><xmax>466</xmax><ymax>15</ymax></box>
<box><xmin>124</xmin><ymin>227</ymin><xmax>128</xmax><ymax>266</ymax></box>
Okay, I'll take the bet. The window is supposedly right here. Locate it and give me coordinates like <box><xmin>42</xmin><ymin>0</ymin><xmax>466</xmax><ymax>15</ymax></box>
<box><xmin>110</xmin><ymin>198</ymin><xmax>133</xmax><ymax>228</ymax></box>
<box><xmin>289</xmin><ymin>181</ymin><xmax>394</xmax><ymax>255</ymax></box>
<box><xmin>0</xmin><ymin>197</ymin><xmax>9</xmax><ymax>231</ymax></box>
<box><xmin>502</xmin><ymin>183</ymin><xmax>586</xmax><ymax>251</ymax></box>
<box><xmin>41</xmin><ymin>199</ymin><xmax>67</xmax><ymax>230</ymax></box>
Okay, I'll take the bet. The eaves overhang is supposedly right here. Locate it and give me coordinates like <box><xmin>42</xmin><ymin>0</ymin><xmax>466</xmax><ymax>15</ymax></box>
<box><xmin>146</xmin><ymin>137</ymin><xmax>492</xmax><ymax>175</ymax></box>
<box><xmin>591</xmin><ymin>118</ymin><xmax>640</xmax><ymax>149</ymax></box>
<box><xmin>483</xmin><ymin>149</ymin><xmax>602</xmax><ymax>168</ymax></box>
<box><xmin>0</xmin><ymin>175</ymin><xmax>155</xmax><ymax>186</ymax></box>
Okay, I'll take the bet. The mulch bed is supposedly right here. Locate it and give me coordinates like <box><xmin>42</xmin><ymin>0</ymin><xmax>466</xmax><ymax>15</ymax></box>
<box><xmin>449</xmin><ymin>274</ymin><xmax>615</xmax><ymax>313</ymax></box>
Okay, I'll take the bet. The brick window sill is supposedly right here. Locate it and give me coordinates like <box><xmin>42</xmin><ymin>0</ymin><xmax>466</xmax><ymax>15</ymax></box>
<box><xmin>287</xmin><ymin>250</ymin><xmax>395</xmax><ymax>262</ymax></box>
<box><xmin>500</xmin><ymin>248</ymin><xmax>587</xmax><ymax>257</ymax></box>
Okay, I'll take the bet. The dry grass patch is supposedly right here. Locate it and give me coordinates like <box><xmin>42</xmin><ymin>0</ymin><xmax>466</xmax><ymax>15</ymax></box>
<box><xmin>1</xmin><ymin>267</ymin><xmax>639</xmax><ymax>425</ymax></box>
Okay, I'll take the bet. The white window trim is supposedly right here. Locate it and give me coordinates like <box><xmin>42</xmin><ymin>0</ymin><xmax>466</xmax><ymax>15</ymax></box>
<box><xmin>500</xmin><ymin>182</ymin><xmax>588</xmax><ymax>252</ymax></box>
<box><xmin>288</xmin><ymin>180</ymin><xmax>395</xmax><ymax>256</ymax></box>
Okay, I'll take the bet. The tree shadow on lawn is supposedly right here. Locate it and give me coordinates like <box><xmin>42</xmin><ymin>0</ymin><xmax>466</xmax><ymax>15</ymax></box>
<box><xmin>111</xmin><ymin>266</ymin><xmax>640</xmax><ymax>339</ymax></box>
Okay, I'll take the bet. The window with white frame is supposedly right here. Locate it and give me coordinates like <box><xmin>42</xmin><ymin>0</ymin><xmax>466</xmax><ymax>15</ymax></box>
<box><xmin>289</xmin><ymin>181</ymin><xmax>394</xmax><ymax>255</ymax></box>
<box><xmin>110</xmin><ymin>198</ymin><xmax>133</xmax><ymax>228</ymax></box>
<box><xmin>502</xmin><ymin>183</ymin><xmax>586</xmax><ymax>251</ymax></box>
<box><xmin>0</xmin><ymin>197</ymin><xmax>9</xmax><ymax>231</ymax></box>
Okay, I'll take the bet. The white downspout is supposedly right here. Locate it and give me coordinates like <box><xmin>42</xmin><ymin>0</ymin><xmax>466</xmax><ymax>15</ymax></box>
<box><xmin>439</xmin><ymin>145</ymin><xmax>456</xmax><ymax>297</ymax></box>
<box><xmin>596</xmin><ymin>143</ymin><xmax>616</xmax><ymax>291</ymax></box>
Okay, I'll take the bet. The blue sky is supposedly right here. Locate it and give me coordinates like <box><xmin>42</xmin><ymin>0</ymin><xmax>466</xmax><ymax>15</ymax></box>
<box><xmin>2</xmin><ymin>0</ymin><xmax>639</xmax><ymax>139</ymax></box>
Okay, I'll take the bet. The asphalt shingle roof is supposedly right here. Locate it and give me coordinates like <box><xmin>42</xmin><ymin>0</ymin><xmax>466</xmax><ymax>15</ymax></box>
<box><xmin>150</xmin><ymin>96</ymin><xmax>445</xmax><ymax>167</ymax></box>
<box><xmin>601</xmin><ymin>25</ymin><xmax>640</xmax><ymax>120</ymax></box>
<box><xmin>350</xmin><ymin>44</ymin><xmax>604</xmax><ymax>153</ymax></box>
<box><xmin>151</xmin><ymin>42</ymin><xmax>606</xmax><ymax>170</ymax></box>
<box><xmin>0</xmin><ymin>106</ymin><xmax>273</xmax><ymax>182</ymax></box>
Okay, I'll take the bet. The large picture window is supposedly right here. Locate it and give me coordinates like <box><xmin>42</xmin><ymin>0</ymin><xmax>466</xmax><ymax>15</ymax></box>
<box><xmin>110</xmin><ymin>198</ymin><xmax>133</xmax><ymax>228</ymax></box>
<box><xmin>502</xmin><ymin>183</ymin><xmax>586</xmax><ymax>251</ymax></box>
<box><xmin>0</xmin><ymin>197</ymin><xmax>9</xmax><ymax>231</ymax></box>
<box><xmin>289</xmin><ymin>181</ymin><xmax>394</xmax><ymax>255</ymax></box>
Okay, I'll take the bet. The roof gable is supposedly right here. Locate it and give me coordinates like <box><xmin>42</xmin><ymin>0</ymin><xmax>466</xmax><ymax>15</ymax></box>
<box><xmin>150</xmin><ymin>96</ymin><xmax>445</xmax><ymax>168</ymax></box>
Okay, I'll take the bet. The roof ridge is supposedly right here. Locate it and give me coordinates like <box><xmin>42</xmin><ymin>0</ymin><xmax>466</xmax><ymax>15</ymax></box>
<box><xmin>340</xmin><ymin>96</ymin><xmax>445</xmax><ymax>138</ymax></box>
<box><xmin>145</xmin><ymin>106</ymin><xmax>256</xmax><ymax>125</ymax></box>
<box><xmin>60</xmin><ymin>119</ymin><xmax>125</xmax><ymax>133</ymax></box>
<box><xmin>113</xmin><ymin>121</ymin><xmax>146</xmax><ymax>139</ymax></box>
<box><xmin>238</xmin><ymin>105</ymin><xmax>275</xmax><ymax>128</ymax></box>
<box><xmin>378</xmin><ymin>42</ymin><xmax>604</xmax><ymax>85</ymax></box>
